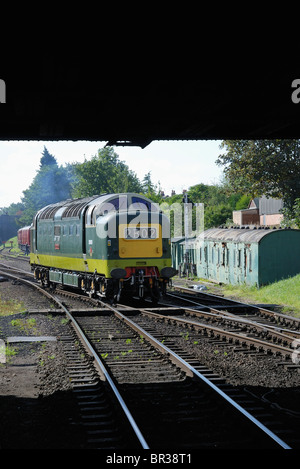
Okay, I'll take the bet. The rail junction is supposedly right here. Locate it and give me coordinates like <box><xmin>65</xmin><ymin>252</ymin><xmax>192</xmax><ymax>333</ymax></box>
<box><xmin>1</xmin><ymin>253</ymin><xmax>300</xmax><ymax>449</ymax></box>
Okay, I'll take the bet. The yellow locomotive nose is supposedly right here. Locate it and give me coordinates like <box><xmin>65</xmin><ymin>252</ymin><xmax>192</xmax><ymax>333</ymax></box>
<box><xmin>118</xmin><ymin>224</ymin><xmax>162</xmax><ymax>258</ymax></box>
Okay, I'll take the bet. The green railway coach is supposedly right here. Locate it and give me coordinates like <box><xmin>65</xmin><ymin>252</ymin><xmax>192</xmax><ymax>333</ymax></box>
<box><xmin>172</xmin><ymin>227</ymin><xmax>300</xmax><ymax>287</ymax></box>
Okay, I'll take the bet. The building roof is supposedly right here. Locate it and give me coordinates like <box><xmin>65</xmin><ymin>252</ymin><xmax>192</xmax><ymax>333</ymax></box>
<box><xmin>247</xmin><ymin>196</ymin><xmax>283</xmax><ymax>214</ymax></box>
<box><xmin>202</xmin><ymin>227</ymin><xmax>295</xmax><ymax>243</ymax></box>
<box><xmin>248</xmin><ymin>198</ymin><xmax>259</xmax><ymax>209</ymax></box>
<box><xmin>258</xmin><ymin>196</ymin><xmax>284</xmax><ymax>215</ymax></box>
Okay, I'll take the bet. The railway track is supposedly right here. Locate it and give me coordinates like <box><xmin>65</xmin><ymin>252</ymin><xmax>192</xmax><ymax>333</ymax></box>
<box><xmin>144</xmin><ymin>305</ymin><xmax>300</xmax><ymax>362</ymax></box>
<box><xmin>169</xmin><ymin>284</ymin><xmax>300</xmax><ymax>331</ymax></box>
<box><xmin>0</xmin><ymin>264</ymin><xmax>298</xmax><ymax>448</ymax></box>
<box><xmin>0</xmin><ymin>247</ymin><xmax>30</xmax><ymax>262</ymax></box>
<box><xmin>2</xmin><ymin>261</ymin><xmax>299</xmax><ymax>365</ymax></box>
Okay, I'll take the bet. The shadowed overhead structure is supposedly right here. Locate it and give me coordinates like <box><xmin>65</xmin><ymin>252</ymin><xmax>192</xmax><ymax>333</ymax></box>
<box><xmin>1</xmin><ymin>58</ymin><xmax>299</xmax><ymax>147</ymax></box>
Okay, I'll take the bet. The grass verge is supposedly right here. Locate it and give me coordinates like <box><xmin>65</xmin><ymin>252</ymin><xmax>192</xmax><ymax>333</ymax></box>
<box><xmin>222</xmin><ymin>274</ymin><xmax>300</xmax><ymax>317</ymax></box>
<box><xmin>3</xmin><ymin>236</ymin><xmax>23</xmax><ymax>255</ymax></box>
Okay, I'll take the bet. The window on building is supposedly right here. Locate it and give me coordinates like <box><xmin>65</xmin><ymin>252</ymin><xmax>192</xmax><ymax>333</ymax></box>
<box><xmin>237</xmin><ymin>249</ymin><xmax>241</xmax><ymax>267</ymax></box>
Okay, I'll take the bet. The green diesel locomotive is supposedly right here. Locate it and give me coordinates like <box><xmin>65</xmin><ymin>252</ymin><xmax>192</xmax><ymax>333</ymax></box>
<box><xmin>30</xmin><ymin>193</ymin><xmax>177</xmax><ymax>302</ymax></box>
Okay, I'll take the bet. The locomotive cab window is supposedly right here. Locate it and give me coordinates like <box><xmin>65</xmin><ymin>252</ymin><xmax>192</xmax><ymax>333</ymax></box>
<box><xmin>131</xmin><ymin>196</ymin><xmax>158</xmax><ymax>212</ymax></box>
<box><xmin>92</xmin><ymin>197</ymin><xmax>127</xmax><ymax>223</ymax></box>
<box><xmin>101</xmin><ymin>198</ymin><xmax>121</xmax><ymax>214</ymax></box>
<box><xmin>109</xmin><ymin>197</ymin><xmax>127</xmax><ymax>211</ymax></box>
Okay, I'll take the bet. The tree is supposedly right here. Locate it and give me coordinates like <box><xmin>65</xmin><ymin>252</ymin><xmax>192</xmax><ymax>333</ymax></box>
<box><xmin>142</xmin><ymin>171</ymin><xmax>155</xmax><ymax>194</ymax></box>
<box><xmin>141</xmin><ymin>171</ymin><xmax>163</xmax><ymax>202</ymax></box>
<box><xmin>204</xmin><ymin>204</ymin><xmax>232</xmax><ymax>229</ymax></box>
<box><xmin>0</xmin><ymin>202</ymin><xmax>25</xmax><ymax>217</ymax></box>
<box><xmin>185</xmin><ymin>181</ymin><xmax>250</xmax><ymax>228</ymax></box>
<box><xmin>20</xmin><ymin>148</ymin><xmax>73</xmax><ymax>225</ymax></box>
<box><xmin>217</xmin><ymin>140</ymin><xmax>300</xmax><ymax>213</ymax></box>
<box><xmin>72</xmin><ymin>147</ymin><xmax>142</xmax><ymax>197</ymax></box>
<box><xmin>293</xmin><ymin>199</ymin><xmax>300</xmax><ymax>227</ymax></box>
<box><xmin>40</xmin><ymin>146</ymin><xmax>57</xmax><ymax>168</ymax></box>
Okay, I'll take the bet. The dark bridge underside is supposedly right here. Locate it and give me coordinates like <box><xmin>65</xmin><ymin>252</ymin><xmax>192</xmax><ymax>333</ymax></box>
<box><xmin>1</xmin><ymin>58</ymin><xmax>299</xmax><ymax>147</ymax></box>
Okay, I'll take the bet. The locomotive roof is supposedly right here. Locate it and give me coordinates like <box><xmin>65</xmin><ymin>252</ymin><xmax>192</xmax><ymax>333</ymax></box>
<box><xmin>36</xmin><ymin>193</ymin><xmax>156</xmax><ymax>220</ymax></box>
<box><xmin>37</xmin><ymin>195</ymin><xmax>99</xmax><ymax>219</ymax></box>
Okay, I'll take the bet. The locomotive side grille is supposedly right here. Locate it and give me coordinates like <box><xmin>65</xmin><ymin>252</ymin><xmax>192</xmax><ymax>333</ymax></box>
<box><xmin>62</xmin><ymin>201</ymin><xmax>90</xmax><ymax>218</ymax></box>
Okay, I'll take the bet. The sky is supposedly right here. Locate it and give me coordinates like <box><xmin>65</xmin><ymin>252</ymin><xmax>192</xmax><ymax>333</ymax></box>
<box><xmin>0</xmin><ymin>139</ymin><xmax>224</xmax><ymax>208</ymax></box>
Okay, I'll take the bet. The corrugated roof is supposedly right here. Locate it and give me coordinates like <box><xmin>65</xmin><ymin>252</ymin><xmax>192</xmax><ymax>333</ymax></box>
<box><xmin>247</xmin><ymin>196</ymin><xmax>283</xmax><ymax>214</ymax></box>
<box><xmin>203</xmin><ymin>227</ymin><xmax>283</xmax><ymax>243</ymax></box>
<box><xmin>259</xmin><ymin>196</ymin><xmax>283</xmax><ymax>215</ymax></box>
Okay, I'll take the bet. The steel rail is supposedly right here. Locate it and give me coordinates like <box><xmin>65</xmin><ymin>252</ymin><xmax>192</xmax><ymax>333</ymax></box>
<box><xmin>0</xmin><ymin>268</ymin><xmax>292</xmax><ymax>448</ymax></box>
<box><xmin>53</xmin><ymin>297</ymin><xmax>150</xmax><ymax>449</ymax></box>
<box><xmin>103</xmin><ymin>302</ymin><xmax>292</xmax><ymax>449</ymax></box>
<box><xmin>0</xmin><ymin>269</ymin><xmax>150</xmax><ymax>449</ymax></box>
<box><xmin>166</xmin><ymin>291</ymin><xmax>222</xmax><ymax>313</ymax></box>
<box><xmin>141</xmin><ymin>308</ymin><xmax>295</xmax><ymax>359</ymax></box>
<box><xmin>167</xmin><ymin>291</ymin><xmax>300</xmax><ymax>340</ymax></box>
<box><xmin>184</xmin><ymin>305</ymin><xmax>300</xmax><ymax>340</ymax></box>
<box><xmin>0</xmin><ymin>262</ymin><xmax>35</xmax><ymax>277</ymax></box>
<box><xmin>172</xmin><ymin>284</ymin><xmax>300</xmax><ymax>327</ymax></box>
<box><xmin>0</xmin><ymin>269</ymin><xmax>59</xmax><ymax>302</ymax></box>
<box><xmin>152</xmin><ymin>304</ymin><xmax>299</xmax><ymax>349</ymax></box>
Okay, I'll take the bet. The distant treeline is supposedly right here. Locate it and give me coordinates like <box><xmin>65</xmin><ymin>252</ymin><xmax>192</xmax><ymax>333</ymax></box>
<box><xmin>1</xmin><ymin>145</ymin><xmax>251</xmax><ymax>229</ymax></box>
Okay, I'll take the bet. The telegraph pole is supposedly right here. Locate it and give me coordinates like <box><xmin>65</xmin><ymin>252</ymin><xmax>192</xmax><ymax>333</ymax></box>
<box><xmin>183</xmin><ymin>190</ymin><xmax>190</xmax><ymax>277</ymax></box>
